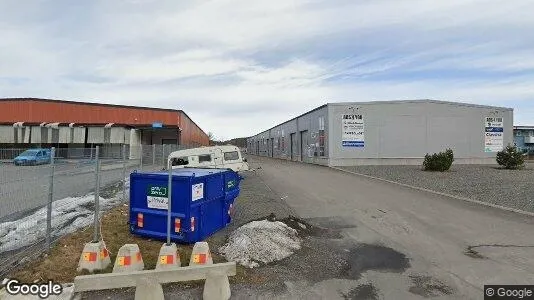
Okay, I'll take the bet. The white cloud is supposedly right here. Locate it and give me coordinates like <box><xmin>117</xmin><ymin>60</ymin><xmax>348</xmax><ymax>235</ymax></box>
<box><xmin>0</xmin><ymin>0</ymin><xmax>533</xmax><ymax>139</ymax></box>
<box><xmin>96</xmin><ymin>51</ymin><xmax>247</xmax><ymax>83</ymax></box>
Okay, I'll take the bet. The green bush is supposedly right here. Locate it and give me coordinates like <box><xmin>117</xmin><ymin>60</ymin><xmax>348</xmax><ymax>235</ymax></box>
<box><xmin>423</xmin><ymin>148</ymin><xmax>454</xmax><ymax>172</ymax></box>
<box><xmin>496</xmin><ymin>144</ymin><xmax>525</xmax><ymax>169</ymax></box>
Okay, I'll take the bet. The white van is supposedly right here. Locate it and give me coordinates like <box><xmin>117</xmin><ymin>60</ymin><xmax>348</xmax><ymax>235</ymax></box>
<box><xmin>168</xmin><ymin>145</ymin><xmax>249</xmax><ymax>172</ymax></box>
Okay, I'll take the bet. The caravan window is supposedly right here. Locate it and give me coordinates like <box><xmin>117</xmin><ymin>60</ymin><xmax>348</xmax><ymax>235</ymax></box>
<box><xmin>224</xmin><ymin>151</ymin><xmax>239</xmax><ymax>161</ymax></box>
<box><xmin>198</xmin><ymin>154</ymin><xmax>212</xmax><ymax>163</ymax></box>
<box><xmin>172</xmin><ymin>156</ymin><xmax>189</xmax><ymax>166</ymax></box>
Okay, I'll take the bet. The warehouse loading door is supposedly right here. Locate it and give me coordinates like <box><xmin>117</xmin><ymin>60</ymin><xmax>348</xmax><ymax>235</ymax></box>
<box><xmin>270</xmin><ymin>138</ymin><xmax>274</xmax><ymax>157</ymax></box>
<box><xmin>300</xmin><ymin>130</ymin><xmax>308</xmax><ymax>163</ymax></box>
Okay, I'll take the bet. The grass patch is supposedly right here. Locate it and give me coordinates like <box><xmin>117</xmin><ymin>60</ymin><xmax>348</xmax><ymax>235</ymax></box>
<box><xmin>10</xmin><ymin>203</ymin><xmax>253</xmax><ymax>285</ymax></box>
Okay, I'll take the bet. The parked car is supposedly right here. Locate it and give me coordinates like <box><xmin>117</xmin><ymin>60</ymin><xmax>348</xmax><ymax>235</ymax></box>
<box><xmin>13</xmin><ymin>149</ymin><xmax>51</xmax><ymax>166</ymax></box>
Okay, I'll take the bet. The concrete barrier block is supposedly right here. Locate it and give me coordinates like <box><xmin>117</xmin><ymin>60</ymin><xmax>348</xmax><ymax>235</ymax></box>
<box><xmin>155</xmin><ymin>243</ymin><xmax>181</xmax><ymax>270</ymax></box>
<box><xmin>113</xmin><ymin>244</ymin><xmax>144</xmax><ymax>273</ymax></box>
<box><xmin>203</xmin><ymin>270</ymin><xmax>231</xmax><ymax>300</ymax></box>
<box><xmin>77</xmin><ymin>241</ymin><xmax>111</xmax><ymax>273</ymax></box>
<box><xmin>189</xmin><ymin>242</ymin><xmax>213</xmax><ymax>266</ymax></box>
<box><xmin>134</xmin><ymin>277</ymin><xmax>164</xmax><ymax>300</ymax></box>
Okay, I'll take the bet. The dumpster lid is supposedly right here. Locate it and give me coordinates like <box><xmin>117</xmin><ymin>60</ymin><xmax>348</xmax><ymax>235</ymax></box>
<box><xmin>139</xmin><ymin>168</ymin><xmax>230</xmax><ymax>178</ymax></box>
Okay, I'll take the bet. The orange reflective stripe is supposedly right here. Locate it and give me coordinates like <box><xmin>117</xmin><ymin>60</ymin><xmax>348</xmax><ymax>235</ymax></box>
<box><xmin>193</xmin><ymin>253</ymin><xmax>207</xmax><ymax>264</ymax></box>
<box><xmin>175</xmin><ymin>218</ymin><xmax>181</xmax><ymax>233</ymax></box>
<box><xmin>136</xmin><ymin>252</ymin><xmax>142</xmax><ymax>262</ymax></box>
<box><xmin>117</xmin><ymin>256</ymin><xmax>131</xmax><ymax>266</ymax></box>
<box><xmin>83</xmin><ymin>252</ymin><xmax>97</xmax><ymax>262</ymax></box>
<box><xmin>100</xmin><ymin>248</ymin><xmax>109</xmax><ymax>259</ymax></box>
<box><xmin>159</xmin><ymin>254</ymin><xmax>174</xmax><ymax>264</ymax></box>
<box><xmin>137</xmin><ymin>213</ymin><xmax>144</xmax><ymax>227</ymax></box>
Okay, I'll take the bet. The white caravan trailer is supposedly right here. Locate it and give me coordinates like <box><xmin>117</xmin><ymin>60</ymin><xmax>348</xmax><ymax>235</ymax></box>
<box><xmin>168</xmin><ymin>145</ymin><xmax>249</xmax><ymax>172</ymax></box>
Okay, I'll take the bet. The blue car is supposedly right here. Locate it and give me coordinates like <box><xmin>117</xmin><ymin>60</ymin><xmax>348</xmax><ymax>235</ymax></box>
<box><xmin>14</xmin><ymin>149</ymin><xmax>52</xmax><ymax>166</ymax></box>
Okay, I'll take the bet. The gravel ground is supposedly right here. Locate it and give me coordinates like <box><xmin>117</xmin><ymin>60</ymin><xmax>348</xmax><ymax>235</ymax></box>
<box><xmin>339</xmin><ymin>162</ymin><xmax>534</xmax><ymax>213</ymax></box>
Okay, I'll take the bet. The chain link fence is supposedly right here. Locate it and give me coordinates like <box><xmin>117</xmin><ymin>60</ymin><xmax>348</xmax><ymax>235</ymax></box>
<box><xmin>0</xmin><ymin>144</ymin><xmax>190</xmax><ymax>277</ymax></box>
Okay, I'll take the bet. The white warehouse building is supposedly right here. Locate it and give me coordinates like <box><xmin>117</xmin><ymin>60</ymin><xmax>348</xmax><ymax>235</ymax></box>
<box><xmin>247</xmin><ymin>100</ymin><xmax>513</xmax><ymax>166</ymax></box>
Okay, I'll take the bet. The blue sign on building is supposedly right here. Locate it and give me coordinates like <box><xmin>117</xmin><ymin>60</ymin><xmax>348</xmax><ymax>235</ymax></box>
<box><xmin>152</xmin><ymin>122</ymin><xmax>163</xmax><ymax>128</ymax></box>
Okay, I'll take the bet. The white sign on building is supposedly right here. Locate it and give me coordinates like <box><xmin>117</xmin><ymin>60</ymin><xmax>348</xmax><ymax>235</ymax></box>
<box><xmin>342</xmin><ymin>114</ymin><xmax>365</xmax><ymax>147</ymax></box>
<box><xmin>484</xmin><ymin>117</ymin><xmax>504</xmax><ymax>152</ymax></box>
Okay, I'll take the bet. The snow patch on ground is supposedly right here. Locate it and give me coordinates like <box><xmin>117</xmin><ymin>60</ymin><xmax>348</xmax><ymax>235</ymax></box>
<box><xmin>0</xmin><ymin>180</ymin><xmax>127</xmax><ymax>253</ymax></box>
<box><xmin>219</xmin><ymin>220</ymin><xmax>301</xmax><ymax>268</ymax></box>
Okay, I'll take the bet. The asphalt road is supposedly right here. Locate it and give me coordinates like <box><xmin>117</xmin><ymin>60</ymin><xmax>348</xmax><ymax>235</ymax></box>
<box><xmin>249</xmin><ymin>156</ymin><xmax>534</xmax><ymax>299</ymax></box>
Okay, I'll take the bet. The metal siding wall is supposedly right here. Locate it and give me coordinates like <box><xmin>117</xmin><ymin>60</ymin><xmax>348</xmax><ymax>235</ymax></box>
<box><xmin>425</xmin><ymin>102</ymin><xmax>513</xmax><ymax>157</ymax></box>
<box><xmin>0</xmin><ymin>126</ymin><xmax>14</xmax><ymax>143</ymax></box>
<box><xmin>110</xmin><ymin>127</ymin><xmax>125</xmax><ymax>144</ymax></box>
<box><xmin>87</xmin><ymin>127</ymin><xmax>105</xmax><ymax>144</ymax></box>
<box><xmin>301</xmin><ymin>107</ymin><xmax>328</xmax><ymax>160</ymax></box>
<box><xmin>0</xmin><ymin>101</ymin><xmax>32</xmax><ymax>123</ymax></box>
<box><xmin>15</xmin><ymin>101</ymin><xmax>180</xmax><ymax>126</ymax></box>
<box><xmin>0</xmin><ymin>100</ymin><xmax>209</xmax><ymax>146</ymax></box>
<box><xmin>427</xmin><ymin>116</ymin><xmax>470</xmax><ymax>156</ymax></box>
<box><xmin>178</xmin><ymin>111</ymin><xmax>209</xmax><ymax>146</ymax></box>
<box><xmin>379</xmin><ymin>116</ymin><xmax>426</xmax><ymax>157</ymax></box>
<box><xmin>247</xmin><ymin>106</ymin><xmax>329</xmax><ymax>163</ymax></box>
<box><xmin>23</xmin><ymin>127</ymin><xmax>30</xmax><ymax>143</ymax></box>
<box><xmin>30</xmin><ymin>127</ymin><xmax>42</xmax><ymax>144</ymax></box>
<box><xmin>281</xmin><ymin>120</ymin><xmax>297</xmax><ymax>159</ymax></box>
<box><xmin>59</xmin><ymin>127</ymin><xmax>70</xmax><ymax>143</ymax></box>
<box><xmin>72</xmin><ymin>127</ymin><xmax>86</xmax><ymax>144</ymax></box>
<box><xmin>48</xmin><ymin>128</ymin><xmax>59</xmax><ymax>143</ymax></box>
<box><xmin>151</xmin><ymin>129</ymin><xmax>179</xmax><ymax>144</ymax></box>
<box><xmin>328</xmin><ymin>101</ymin><xmax>514</xmax><ymax>163</ymax></box>
<box><xmin>124</xmin><ymin>129</ymin><xmax>131</xmax><ymax>144</ymax></box>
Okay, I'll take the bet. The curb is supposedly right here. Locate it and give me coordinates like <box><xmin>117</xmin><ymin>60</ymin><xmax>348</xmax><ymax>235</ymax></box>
<box><xmin>330</xmin><ymin>166</ymin><xmax>534</xmax><ymax>218</ymax></box>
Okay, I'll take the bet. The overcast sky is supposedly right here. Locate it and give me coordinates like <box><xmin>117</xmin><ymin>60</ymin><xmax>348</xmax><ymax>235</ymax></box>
<box><xmin>1</xmin><ymin>0</ymin><xmax>533</xmax><ymax>140</ymax></box>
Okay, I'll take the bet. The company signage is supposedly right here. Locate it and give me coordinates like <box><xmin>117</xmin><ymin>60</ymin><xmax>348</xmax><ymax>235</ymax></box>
<box><xmin>484</xmin><ymin>117</ymin><xmax>504</xmax><ymax>152</ymax></box>
<box><xmin>146</xmin><ymin>185</ymin><xmax>168</xmax><ymax>209</ymax></box>
<box><xmin>342</xmin><ymin>114</ymin><xmax>365</xmax><ymax>147</ymax></box>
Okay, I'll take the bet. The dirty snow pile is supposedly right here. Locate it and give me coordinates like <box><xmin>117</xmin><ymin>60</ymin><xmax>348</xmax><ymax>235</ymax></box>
<box><xmin>0</xmin><ymin>179</ymin><xmax>129</xmax><ymax>253</ymax></box>
<box><xmin>219</xmin><ymin>220</ymin><xmax>301</xmax><ymax>268</ymax></box>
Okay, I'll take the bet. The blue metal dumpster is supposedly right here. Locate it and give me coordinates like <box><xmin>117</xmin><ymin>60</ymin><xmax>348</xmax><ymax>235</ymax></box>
<box><xmin>129</xmin><ymin>168</ymin><xmax>241</xmax><ymax>243</ymax></box>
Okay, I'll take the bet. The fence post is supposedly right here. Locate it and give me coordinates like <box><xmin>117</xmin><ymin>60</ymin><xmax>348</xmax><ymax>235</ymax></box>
<box><xmin>167</xmin><ymin>157</ymin><xmax>173</xmax><ymax>245</ymax></box>
<box><xmin>139</xmin><ymin>144</ymin><xmax>143</xmax><ymax>171</ymax></box>
<box><xmin>153</xmin><ymin>144</ymin><xmax>156</xmax><ymax>167</ymax></box>
<box><xmin>93</xmin><ymin>146</ymin><xmax>101</xmax><ymax>242</ymax></box>
<box><xmin>122</xmin><ymin>144</ymin><xmax>127</xmax><ymax>203</ymax></box>
<box><xmin>46</xmin><ymin>147</ymin><xmax>56</xmax><ymax>252</ymax></box>
<box><xmin>162</xmin><ymin>144</ymin><xmax>166</xmax><ymax>169</ymax></box>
